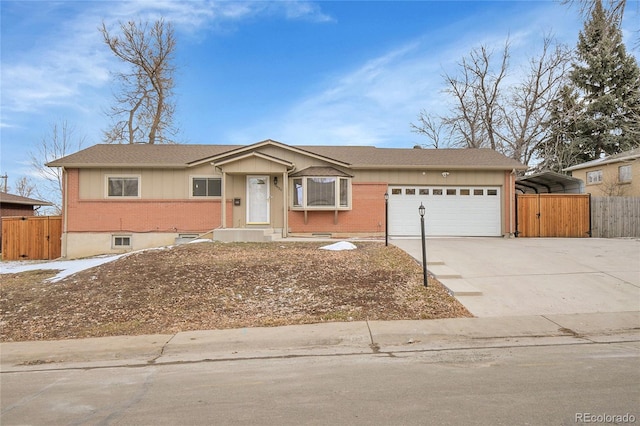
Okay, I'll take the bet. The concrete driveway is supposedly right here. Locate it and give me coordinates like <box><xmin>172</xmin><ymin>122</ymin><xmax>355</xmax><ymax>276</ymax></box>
<box><xmin>392</xmin><ymin>237</ymin><xmax>640</xmax><ymax>317</ymax></box>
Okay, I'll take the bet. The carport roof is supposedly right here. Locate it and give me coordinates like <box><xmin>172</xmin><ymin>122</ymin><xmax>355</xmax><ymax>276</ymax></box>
<box><xmin>516</xmin><ymin>171</ymin><xmax>583</xmax><ymax>194</ymax></box>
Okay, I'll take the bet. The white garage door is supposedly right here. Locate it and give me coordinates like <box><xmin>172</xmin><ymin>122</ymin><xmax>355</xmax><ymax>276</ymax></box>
<box><xmin>388</xmin><ymin>186</ymin><xmax>501</xmax><ymax>237</ymax></box>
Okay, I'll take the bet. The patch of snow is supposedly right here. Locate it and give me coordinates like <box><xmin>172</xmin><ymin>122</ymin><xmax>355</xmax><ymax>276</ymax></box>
<box><xmin>319</xmin><ymin>241</ymin><xmax>357</xmax><ymax>251</ymax></box>
<box><xmin>0</xmin><ymin>254</ymin><xmax>125</xmax><ymax>282</ymax></box>
<box><xmin>187</xmin><ymin>238</ymin><xmax>213</xmax><ymax>244</ymax></box>
<box><xmin>0</xmin><ymin>240</ymin><xmax>211</xmax><ymax>283</ymax></box>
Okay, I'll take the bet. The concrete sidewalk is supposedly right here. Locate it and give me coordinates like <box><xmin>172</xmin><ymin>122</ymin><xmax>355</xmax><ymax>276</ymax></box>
<box><xmin>1</xmin><ymin>311</ymin><xmax>638</xmax><ymax>372</ymax></box>
<box><xmin>392</xmin><ymin>237</ymin><xmax>640</xmax><ymax>317</ymax></box>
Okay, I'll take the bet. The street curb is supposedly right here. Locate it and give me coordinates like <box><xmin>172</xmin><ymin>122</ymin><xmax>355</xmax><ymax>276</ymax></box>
<box><xmin>1</xmin><ymin>312</ymin><xmax>638</xmax><ymax>372</ymax></box>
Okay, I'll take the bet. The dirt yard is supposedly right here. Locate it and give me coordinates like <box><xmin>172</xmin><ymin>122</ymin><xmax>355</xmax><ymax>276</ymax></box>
<box><xmin>0</xmin><ymin>241</ymin><xmax>472</xmax><ymax>342</ymax></box>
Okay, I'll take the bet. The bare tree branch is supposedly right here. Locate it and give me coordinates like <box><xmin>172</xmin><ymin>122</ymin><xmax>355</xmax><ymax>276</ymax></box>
<box><xmin>29</xmin><ymin>121</ymin><xmax>85</xmax><ymax>214</ymax></box>
<box><xmin>100</xmin><ymin>19</ymin><xmax>177</xmax><ymax>144</ymax></box>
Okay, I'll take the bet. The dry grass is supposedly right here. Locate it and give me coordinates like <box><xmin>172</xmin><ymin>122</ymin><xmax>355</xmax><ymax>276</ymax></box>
<box><xmin>0</xmin><ymin>241</ymin><xmax>472</xmax><ymax>342</ymax></box>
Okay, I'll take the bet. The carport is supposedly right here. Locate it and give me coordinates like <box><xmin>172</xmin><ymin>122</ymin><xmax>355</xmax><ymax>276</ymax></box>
<box><xmin>515</xmin><ymin>171</ymin><xmax>590</xmax><ymax>238</ymax></box>
<box><xmin>515</xmin><ymin>171</ymin><xmax>583</xmax><ymax>194</ymax></box>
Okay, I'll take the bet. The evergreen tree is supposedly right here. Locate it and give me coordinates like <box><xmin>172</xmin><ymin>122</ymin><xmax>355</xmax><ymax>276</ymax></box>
<box><xmin>569</xmin><ymin>0</ymin><xmax>640</xmax><ymax>162</ymax></box>
<box><xmin>536</xmin><ymin>85</ymin><xmax>582</xmax><ymax>172</ymax></box>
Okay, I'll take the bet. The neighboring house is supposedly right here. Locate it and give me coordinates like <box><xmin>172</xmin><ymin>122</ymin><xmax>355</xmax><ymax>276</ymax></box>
<box><xmin>46</xmin><ymin>139</ymin><xmax>526</xmax><ymax>258</ymax></box>
<box><xmin>564</xmin><ymin>148</ymin><xmax>640</xmax><ymax>196</ymax></box>
<box><xmin>0</xmin><ymin>191</ymin><xmax>52</xmax><ymax>251</ymax></box>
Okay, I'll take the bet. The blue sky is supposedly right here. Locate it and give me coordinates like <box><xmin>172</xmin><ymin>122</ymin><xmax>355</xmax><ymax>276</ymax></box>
<box><xmin>1</xmin><ymin>1</ymin><xmax>639</xmax><ymax>190</ymax></box>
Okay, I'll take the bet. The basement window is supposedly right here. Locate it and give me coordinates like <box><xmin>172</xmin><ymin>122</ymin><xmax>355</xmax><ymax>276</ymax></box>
<box><xmin>112</xmin><ymin>235</ymin><xmax>132</xmax><ymax>249</ymax></box>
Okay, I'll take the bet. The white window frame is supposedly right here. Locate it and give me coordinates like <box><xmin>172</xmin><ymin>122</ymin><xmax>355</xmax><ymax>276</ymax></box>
<box><xmin>291</xmin><ymin>176</ymin><xmax>352</xmax><ymax>210</ymax></box>
<box><xmin>105</xmin><ymin>175</ymin><xmax>141</xmax><ymax>198</ymax></box>
<box><xmin>112</xmin><ymin>235</ymin><xmax>132</xmax><ymax>249</ymax></box>
<box><xmin>586</xmin><ymin>170</ymin><xmax>603</xmax><ymax>185</ymax></box>
<box><xmin>618</xmin><ymin>165</ymin><xmax>632</xmax><ymax>183</ymax></box>
<box><xmin>190</xmin><ymin>176</ymin><xmax>222</xmax><ymax>198</ymax></box>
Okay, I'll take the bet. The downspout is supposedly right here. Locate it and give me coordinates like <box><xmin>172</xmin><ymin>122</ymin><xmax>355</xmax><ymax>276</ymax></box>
<box><xmin>62</xmin><ymin>167</ymin><xmax>68</xmax><ymax>257</ymax></box>
<box><xmin>221</xmin><ymin>169</ymin><xmax>227</xmax><ymax>229</ymax></box>
<box><xmin>212</xmin><ymin>163</ymin><xmax>226</xmax><ymax>229</ymax></box>
<box><xmin>283</xmin><ymin>164</ymin><xmax>295</xmax><ymax>238</ymax></box>
<box><xmin>282</xmin><ymin>170</ymin><xmax>288</xmax><ymax>238</ymax></box>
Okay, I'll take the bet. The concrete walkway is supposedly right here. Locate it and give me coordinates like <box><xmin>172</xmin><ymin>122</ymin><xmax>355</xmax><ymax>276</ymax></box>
<box><xmin>1</xmin><ymin>237</ymin><xmax>639</xmax><ymax>372</ymax></box>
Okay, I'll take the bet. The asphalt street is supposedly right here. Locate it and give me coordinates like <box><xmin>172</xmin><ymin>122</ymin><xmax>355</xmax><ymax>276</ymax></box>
<box><xmin>2</xmin><ymin>340</ymin><xmax>638</xmax><ymax>425</ymax></box>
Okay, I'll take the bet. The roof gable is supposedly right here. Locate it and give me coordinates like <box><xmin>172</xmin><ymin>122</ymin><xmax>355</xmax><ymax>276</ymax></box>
<box><xmin>290</xmin><ymin>166</ymin><xmax>353</xmax><ymax>177</ymax></box>
<box><xmin>200</xmin><ymin>139</ymin><xmax>350</xmax><ymax>168</ymax></box>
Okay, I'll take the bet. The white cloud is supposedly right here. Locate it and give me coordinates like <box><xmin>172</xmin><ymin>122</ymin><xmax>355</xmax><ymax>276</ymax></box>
<box><xmin>225</xmin><ymin>2</ymin><xmax>600</xmax><ymax>149</ymax></box>
<box><xmin>1</xmin><ymin>1</ymin><xmax>334</xmax><ymax>120</ymax></box>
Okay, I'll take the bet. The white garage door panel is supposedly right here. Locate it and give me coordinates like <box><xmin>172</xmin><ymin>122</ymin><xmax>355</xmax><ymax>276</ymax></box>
<box><xmin>388</xmin><ymin>187</ymin><xmax>501</xmax><ymax>237</ymax></box>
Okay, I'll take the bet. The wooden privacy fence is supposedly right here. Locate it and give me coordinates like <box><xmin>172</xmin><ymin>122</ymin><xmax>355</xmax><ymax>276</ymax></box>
<box><xmin>1</xmin><ymin>216</ymin><xmax>62</xmax><ymax>260</ymax></box>
<box><xmin>516</xmin><ymin>194</ymin><xmax>591</xmax><ymax>238</ymax></box>
<box><xmin>591</xmin><ymin>197</ymin><xmax>640</xmax><ymax>238</ymax></box>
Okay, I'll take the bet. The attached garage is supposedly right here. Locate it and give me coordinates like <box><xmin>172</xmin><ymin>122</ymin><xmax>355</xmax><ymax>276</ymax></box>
<box><xmin>388</xmin><ymin>186</ymin><xmax>502</xmax><ymax>237</ymax></box>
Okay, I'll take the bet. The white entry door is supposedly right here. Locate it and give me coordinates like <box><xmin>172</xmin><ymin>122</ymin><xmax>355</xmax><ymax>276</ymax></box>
<box><xmin>247</xmin><ymin>176</ymin><xmax>270</xmax><ymax>224</ymax></box>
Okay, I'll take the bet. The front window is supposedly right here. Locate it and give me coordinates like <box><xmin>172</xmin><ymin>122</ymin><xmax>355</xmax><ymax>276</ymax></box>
<box><xmin>292</xmin><ymin>177</ymin><xmax>351</xmax><ymax>209</ymax></box>
<box><xmin>308</xmin><ymin>177</ymin><xmax>335</xmax><ymax>206</ymax></box>
<box><xmin>587</xmin><ymin>170</ymin><xmax>603</xmax><ymax>184</ymax></box>
<box><xmin>107</xmin><ymin>176</ymin><xmax>139</xmax><ymax>197</ymax></box>
<box><xmin>619</xmin><ymin>165</ymin><xmax>632</xmax><ymax>183</ymax></box>
<box><xmin>112</xmin><ymin>235</ymin><xmax>132</xmax><ymax>249</ymax></box>
<box><xmin>192</xmin><ymin>177</ymin><xmax>221</xmax><ymax>197</ymax></box>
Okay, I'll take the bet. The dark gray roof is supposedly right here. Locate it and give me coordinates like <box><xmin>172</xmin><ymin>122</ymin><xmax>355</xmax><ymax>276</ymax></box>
<box><xmin>0</xmin><ymin>191</ymin><xmax>52</xmax><ymax>206</ymax></box>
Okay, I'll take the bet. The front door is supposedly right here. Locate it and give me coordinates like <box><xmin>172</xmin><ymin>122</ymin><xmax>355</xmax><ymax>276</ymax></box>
<box><xmin>247</xmin><ymin>176</ymin><xmax>270</xmax><ymax>224</ymax></box>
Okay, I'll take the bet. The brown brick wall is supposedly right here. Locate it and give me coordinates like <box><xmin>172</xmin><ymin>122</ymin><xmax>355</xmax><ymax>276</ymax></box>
<box><xmin>1</xmin><ymin>204</ymin><xmax>35</xmax><ymax>218</ymax></box>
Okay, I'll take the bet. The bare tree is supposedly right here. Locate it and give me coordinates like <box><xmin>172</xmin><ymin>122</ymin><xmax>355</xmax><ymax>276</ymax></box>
<box><xmin>410</xmin><ymin>110</ymin><xmax>447</xmax><ymax>148</ymax></box>
<box><xmin>416</xmin><ymin>36</ymin><xmax>571</xmax><ymax>168</ymax></box>
<box><xmin>100</xmin><ymin>19</ymin><xmax>177</xmax><ymax>144</ymax></box>
<box><xmin>442</xmin><ymin>41</ymin><xmax>510</xmax><ymax>151</ymax></box>
<box><xmin>13</xmin><ymin>176</ymin><xmax>37</xmax><ymax>198</ymax></box>
<box><xmin>500</xmin><ymin>37</ymin><xmax>572</xmax><ymax>166</ymax></box>
<box><xmin>29</xmin><ymin>121</ymin><xmax>85</xmax><ymax>214</ymax></box>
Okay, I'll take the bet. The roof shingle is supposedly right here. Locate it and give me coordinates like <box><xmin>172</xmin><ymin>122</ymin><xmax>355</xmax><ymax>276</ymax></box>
<box><xmin>46</xmin><ymin>142</ymin><xmax>526</xmax><ymax>170</ymax></box>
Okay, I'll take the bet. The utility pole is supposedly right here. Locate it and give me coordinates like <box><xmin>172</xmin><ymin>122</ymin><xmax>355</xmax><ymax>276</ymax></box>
<box><xmin>0</xmin><ymin>174</ymin><xmax>7</xmax><ymax>192</ymax></box>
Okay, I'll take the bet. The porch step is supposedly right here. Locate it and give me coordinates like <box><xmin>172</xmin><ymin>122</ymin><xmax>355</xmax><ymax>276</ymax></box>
<box><xmin>213</xmin><ymin>228</ymin><xmax>278</xmax><ymax>243</ymax></box>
